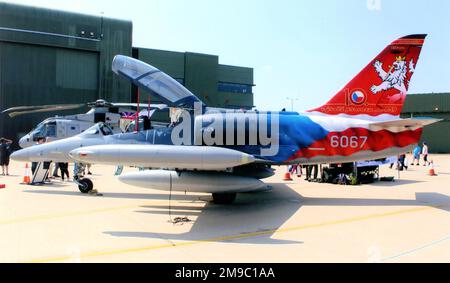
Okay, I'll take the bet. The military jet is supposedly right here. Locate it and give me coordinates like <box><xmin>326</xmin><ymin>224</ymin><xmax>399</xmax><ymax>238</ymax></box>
<box><xmin>12</xmin><ymin>35</ymin><xmax>440</xmax><ymax>204</ymax></box>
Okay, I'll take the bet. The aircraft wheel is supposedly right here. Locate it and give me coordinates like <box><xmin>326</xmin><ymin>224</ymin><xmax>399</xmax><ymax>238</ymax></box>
<box><xmin>212</xmin><ymin>193</ymin><xmax>237</xmax><ymax>204</ymax></box>
<box><xmin>78</xmin><ymin>179</ymin><xmax>94</xmax><ymax>194</ymax></box>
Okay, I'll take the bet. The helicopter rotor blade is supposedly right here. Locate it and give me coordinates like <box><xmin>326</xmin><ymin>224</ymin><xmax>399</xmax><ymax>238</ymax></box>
<box><xmin>2</xmin><ymin>104</ymin><xmax>86</xmax><ymax>118</ymax></box>
<box><xmin>113</xmin><ymin>103</ymin><xmax>168</xmax><ymax>112</ymax></box>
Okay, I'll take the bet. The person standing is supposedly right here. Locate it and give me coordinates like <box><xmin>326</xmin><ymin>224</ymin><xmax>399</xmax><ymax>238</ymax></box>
<box><xmin>86</xmin><ymin>164</ymin><xmax>93</xmax><ymax>175</ymax></box>
<box><xmin>290</xmin><ymin>164</ymin><xmax>302</xmax><ymax>178</ymax></box>
<box><xmin>52</xmin><ymin>162</ymin><xmax>60</xmax><ymax>178</ymax></box>
<box><xmin>411</xmin><ymin>145</ymin><xmax>422</xmax><ymax>166</ymax></box>
<box><xmin>398</xmin><ymin>154</ymin><xmax>408</xmax><ymax>171</ymax></box>
<box><xmin>0</xmin><ymin>138</ymin><xmax>13</xmax><ymax>176</ymax></box>
<box><xmin>59</xmin><ymin>162</ymin><xmax>70</xmax><ymax>181</ymax></box>
<box><xmin>306</xmin><ymin>165</ymin><xmax>319</xmax><ymax>181</ymax></box>
<box><xmin>422</xmin><ymin>142</ymin><xmax>430</xmax><ymax>166</ymax></box>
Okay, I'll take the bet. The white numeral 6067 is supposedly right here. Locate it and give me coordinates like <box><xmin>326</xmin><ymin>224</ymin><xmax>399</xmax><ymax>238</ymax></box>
<box><xmin>330</xmin><ymin>136</ymin><xmax>368</xmax><ymax>149</ymax></box>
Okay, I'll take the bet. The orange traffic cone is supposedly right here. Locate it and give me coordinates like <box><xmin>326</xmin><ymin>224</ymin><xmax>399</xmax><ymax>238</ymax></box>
<box><xmin>21</xmin><ymin>163</ymin><xmax>31</xmax><ymax>185</ymax></box>
<box><xmin>284</xmin><ymin>173</ymin><xmax>293</xmax><ymax>181</ymax></box>
<box><xmin>429</xmin><ymin>161</ymin><xmax>437</xmax><ymax>176</ymax></box>
<box><xmin>284</xmin><ymin>167</ymin><xmax>293</xmax><ymax>181</ymax></box>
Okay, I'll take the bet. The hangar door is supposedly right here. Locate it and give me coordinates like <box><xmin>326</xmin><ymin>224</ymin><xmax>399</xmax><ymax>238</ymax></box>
<box><xmin>0</xmin><ymin>42</ymin><xmax>99</xmax><ymax>142</ymax></box>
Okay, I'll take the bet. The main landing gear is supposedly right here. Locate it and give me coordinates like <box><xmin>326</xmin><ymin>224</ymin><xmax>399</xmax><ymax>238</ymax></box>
<box><xmin>212</xmin><ymin>193</ymin><xmax>237</xmax><ymax>204</ymax></box>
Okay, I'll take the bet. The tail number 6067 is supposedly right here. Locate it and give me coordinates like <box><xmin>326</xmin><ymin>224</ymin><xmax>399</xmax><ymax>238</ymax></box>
<box><xmin>330</xmin><ymin>136</ymin><xmax>368</xmax><ymax>149</ymax></box>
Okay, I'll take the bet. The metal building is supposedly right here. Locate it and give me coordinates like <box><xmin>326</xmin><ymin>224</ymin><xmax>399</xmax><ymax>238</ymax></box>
<box><xmin>0</xmin><ymin>2</ymin><xmax>132</xmax><ymax>141</ymax></box>
<box><xmin>132</xmin><ymin>48</ymin><xmax>254</xmax><ymax>109</ymax></box>
<box><xmin>402</xmin><ymin>93</ymin><xmax>450</xmax><ymax>153</ymax></box>
<box><xmin>0</xmin><ymin>2</ymin><xmax>255</xmax><ymax>143</ymax></box>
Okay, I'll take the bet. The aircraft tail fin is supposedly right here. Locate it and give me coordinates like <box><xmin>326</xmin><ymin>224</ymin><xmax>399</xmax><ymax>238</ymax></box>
<box><xmin>309</xmin><ymin>35</ymin><xmax>427</xmax><ymax>117</ymax></box>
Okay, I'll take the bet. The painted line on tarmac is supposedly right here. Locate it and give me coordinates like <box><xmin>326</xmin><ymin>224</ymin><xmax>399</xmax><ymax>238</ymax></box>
<box><xmin>23</xmin><ymin>203</ymin><xmax>450</xmax><ymax>263</ymax></box>
<box><xmin>382</xmin><ymin>234</ymin><xmax>450</xmax><ymax>262</ymax></box>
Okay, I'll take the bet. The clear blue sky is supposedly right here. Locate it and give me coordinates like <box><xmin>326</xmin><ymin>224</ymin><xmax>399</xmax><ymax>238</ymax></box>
<box><xmin>4</xmin><ymin>0</ymin><xmax>450</xmax><ymax>111</ymax></box>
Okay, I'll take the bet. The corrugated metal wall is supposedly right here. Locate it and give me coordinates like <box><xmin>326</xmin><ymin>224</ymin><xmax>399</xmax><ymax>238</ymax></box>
<box><xmin>403</xmin><ymin>93</ymin><xmax>450</xmax><ymax>113</ymax></box>
<box><xmin>0</xmin><ymin>2</ymin><xmax>132</xmax><ymax>143</ymax></box>
<box><xmin>0</xmin><ymin>42</ymin><xmax>99</xmax><ymax>141</ymax></box>
<box><xmin>403</xmin><ymin>93</ymin><xmax>450</xmax><ymax>153</ymax></box>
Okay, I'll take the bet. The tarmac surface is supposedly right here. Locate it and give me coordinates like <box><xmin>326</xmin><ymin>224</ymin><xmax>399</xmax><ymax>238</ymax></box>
<box><xmin>1</xmin><ymin>155</ymin><xmax>450</xmax><ymax>263</ymax></box>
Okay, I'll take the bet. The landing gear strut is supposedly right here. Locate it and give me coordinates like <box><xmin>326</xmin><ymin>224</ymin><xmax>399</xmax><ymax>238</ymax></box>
<box><xmin>74</xmin><ymin>162</ymin><xmax>94</xmax><ymax>194</ymax></box>
<box><xmin>212</xmin><ymin>193</ymin><xmax>237</xmax><ymax>204</ymax></box>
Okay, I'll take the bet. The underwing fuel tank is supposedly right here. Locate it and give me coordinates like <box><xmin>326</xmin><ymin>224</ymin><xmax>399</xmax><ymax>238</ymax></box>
<box><xmin>118</xmin><ymin>170</ymin><xmax>270</xmax><ymax>194</ymax></box>
<box><xmin>70</xmin><ymin>145</ymin><xmax>255</xmax><ymax>171</ymax></box>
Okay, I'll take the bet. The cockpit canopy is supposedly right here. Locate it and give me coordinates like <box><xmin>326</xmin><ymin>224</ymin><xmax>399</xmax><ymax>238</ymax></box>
<box><xmin>79</xmin><ymin>123</ymin><xmax>114</xmax><ymax>137</ymax></box>
<box><xmin>112</xmin><ymin>55</ymin><xmax>204</xmax><ymax>108</ymax></box>
<box><xmin>31</xmin><ymin>120</ymin><xmax>56</xmax><ymax>140</ymax></box>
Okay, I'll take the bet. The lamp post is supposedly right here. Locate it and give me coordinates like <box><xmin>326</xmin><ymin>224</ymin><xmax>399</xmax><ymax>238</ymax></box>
<box><xmin>286</xmin><ymin>97</ymin><xmax>299</xmax><ymax>112</ymax></box>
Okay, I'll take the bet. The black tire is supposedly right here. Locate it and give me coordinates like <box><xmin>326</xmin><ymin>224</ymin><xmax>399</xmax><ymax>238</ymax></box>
<box><xmin>78</xmin><ymin>179</ymin><xmax>94</xmax><ymax>194</ymax></box>
<box><xmin>212</xmin><ymin>193</ymin><xmax>237</xmax><ymax>204</ymax></box>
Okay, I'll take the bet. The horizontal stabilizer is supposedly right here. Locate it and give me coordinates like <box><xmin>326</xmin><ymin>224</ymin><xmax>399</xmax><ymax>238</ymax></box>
<box><xmin>370</xmin><ymin>118</ymin><xmax>441</xmax><ymax>131</ymax></box>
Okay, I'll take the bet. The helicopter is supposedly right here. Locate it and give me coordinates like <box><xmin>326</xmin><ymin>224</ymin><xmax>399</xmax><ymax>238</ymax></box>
<box><xmin>2</xmin><ymin>99</ymin><xmax>169</xmax><ymax>148</ymax></box>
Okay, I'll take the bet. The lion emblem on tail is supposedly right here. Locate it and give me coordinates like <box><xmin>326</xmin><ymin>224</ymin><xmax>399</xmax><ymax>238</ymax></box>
<box><xmin>370</xmin><ymin>56</ymin><xmax>415</xmax><ymax>96</ymax></box>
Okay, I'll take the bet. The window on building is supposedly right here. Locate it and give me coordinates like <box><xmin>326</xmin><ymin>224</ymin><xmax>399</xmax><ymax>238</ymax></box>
<box><xmin>218</xmin><ymin>82</ymin><xmax>253</xmax><ymax>94</ymax></box>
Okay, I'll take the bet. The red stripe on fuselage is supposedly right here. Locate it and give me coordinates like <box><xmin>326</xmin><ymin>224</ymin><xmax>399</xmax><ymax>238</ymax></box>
<box><xmin>289</xmin><ymin>128</ymin><xmax>423</xmax><ymax>161</ymax></box>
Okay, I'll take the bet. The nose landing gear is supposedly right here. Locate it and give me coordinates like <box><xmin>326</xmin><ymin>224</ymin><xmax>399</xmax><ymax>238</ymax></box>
<box><xmin>74</xmin><ymin>162</ymin><xmax>94</xmax><ymax>194</ymax></box>
<box><xmin>77</xmin><ymin>178</ymin><xmax>94</xmax><ymax>194</ymax></box>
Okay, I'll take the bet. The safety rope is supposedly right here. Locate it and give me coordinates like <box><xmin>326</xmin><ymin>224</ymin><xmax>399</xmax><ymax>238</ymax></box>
<box><xmin>168</xmin><ymin>172</ymin><xmax>192</xmax><ymax>225</ymax></box>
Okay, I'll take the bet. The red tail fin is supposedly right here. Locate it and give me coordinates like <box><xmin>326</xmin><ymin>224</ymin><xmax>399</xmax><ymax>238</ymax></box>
<box><xmin>309</xmin><ymin>35</ymin><xmax>427</xmax><ymax>117</ymax></box>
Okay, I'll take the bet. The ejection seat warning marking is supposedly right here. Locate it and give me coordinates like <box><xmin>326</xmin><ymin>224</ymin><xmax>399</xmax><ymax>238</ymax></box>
<box><xmin>22</xmin><ymin>202</ymin><xmax>450</xmax><ymax>263</ymax></box>
<box><xmin>308</xmin><ymin>148</ymin><xmax>326</xmax><ymax>151</ymax></box>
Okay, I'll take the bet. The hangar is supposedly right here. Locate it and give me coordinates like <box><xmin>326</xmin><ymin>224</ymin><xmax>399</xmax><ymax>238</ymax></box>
<box><xmin>402</xmin><ymin>93</ymin><xmax>450</xmax><ymax>153</ymax></box>
<box><xmin>0</xmin><ymin>2</ymin><xmax>254</xmax><ymax>143</ymax></box>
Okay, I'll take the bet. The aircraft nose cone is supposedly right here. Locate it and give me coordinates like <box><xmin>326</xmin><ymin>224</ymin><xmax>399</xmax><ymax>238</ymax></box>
<box><xmin>19</xmin><ymin>135</ymin><xmax>31</xmax><ymax>149</ymax></box>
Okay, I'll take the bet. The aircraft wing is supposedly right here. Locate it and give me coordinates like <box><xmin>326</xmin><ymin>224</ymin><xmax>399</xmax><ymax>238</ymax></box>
<box><xmin>369</xmin><ymin>118</ymin><xmax>442</xmax><ymax>132</ymax></box>
<box><xmin>112</xmin><ymin>55</ymin><xmax>205</xmax><ymax>109</ymax></box>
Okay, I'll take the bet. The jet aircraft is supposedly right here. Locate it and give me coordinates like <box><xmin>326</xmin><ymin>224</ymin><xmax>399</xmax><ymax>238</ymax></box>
<box><xmin>11</xmin><ymin>35</ymin><xmax>439</xmax><ymax>204</ymax></box>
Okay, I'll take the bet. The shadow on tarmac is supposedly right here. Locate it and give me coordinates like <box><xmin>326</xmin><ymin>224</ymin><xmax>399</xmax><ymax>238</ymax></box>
<box><xmin>105</xmin><ymin>184</ymin><xmax>305</xmax><ymax>245</ymax></box>
<box><xmin>24</xmin><ymin>184</ymin><xmax>450</xmax><ymax>245</ymax></box>
<box><xmin>24</xmin><ymin>190</ymin><xmax>205</xmax><ymax>201</ymax></box>
<box><xmin>104</xmin><ymin>184</ymin><xmax>450</xmax><ymax>245</ymax></box>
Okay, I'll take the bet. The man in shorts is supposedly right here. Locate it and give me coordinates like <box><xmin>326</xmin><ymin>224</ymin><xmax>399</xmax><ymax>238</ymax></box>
<box><xmin>0</xmin><ymin>138</ymin><xmax>13</xmax><ymax>176</ymax></box>
<box><xmin>422</xmin><ymin>142</ymin><xmax>430</xmax><ymax>166</ymax></box>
